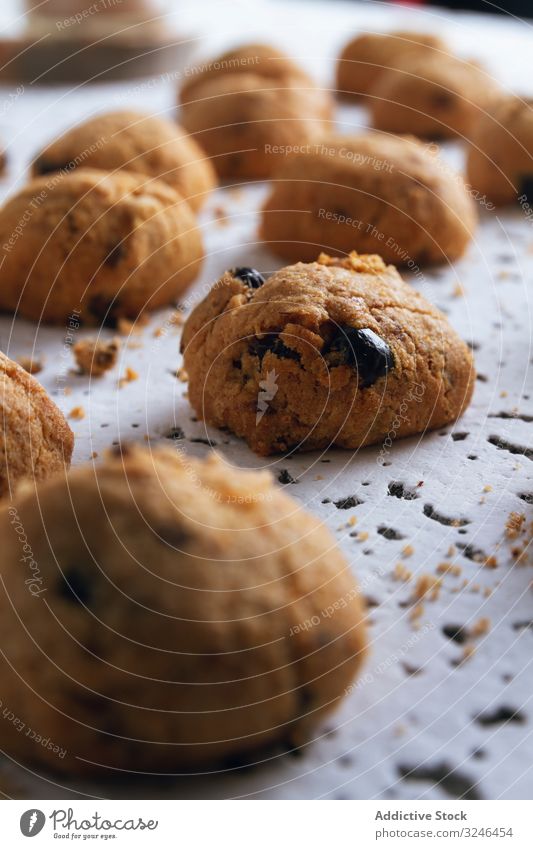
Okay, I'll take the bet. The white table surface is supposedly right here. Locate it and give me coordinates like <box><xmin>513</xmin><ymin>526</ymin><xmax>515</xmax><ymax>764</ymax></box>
<box><xmin>0</xmin><ymin>0</ymin><xmax>533</xmax><ymax>801</ymax></box>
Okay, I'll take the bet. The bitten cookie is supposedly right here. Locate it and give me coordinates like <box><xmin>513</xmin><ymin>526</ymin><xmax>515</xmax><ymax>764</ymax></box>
<box><xmin>261</xmin><ymin>134</ymin><xmax>476</xmax><ymax>265</ymax></box>
<box><xmin>180</xmin><ymin>44</ymin><xmax>332</xmax><ymax>179</ymax></box>
<box><xmin>181</xmin><ymin>254</ymin><xmax>474</xmax><ymax>456</ymax></box>
<box><xmin>0</xmin><ymin>168</ymin><xmax>203</xmax><ymax>325</ymax></box>
<box><xmin>32</xmin><ymin>110</ymin><xmax>216</xmax><ymax>212</ymax></box>
<box><xmin>466</xmin><ymin>95</ymin><xmax>533</xmax><ymax>206</ymax></box>
<box><xmin>0</xmin><ymin>351</ymin><xmax>73</xmax><ymax>497</ymax></box>
<box><xmin>336</xmin><ymin>30</ymin><xmax>446</xmax><ymax>100</ymax></box>
<box><xmin>370</xmin><ymin>55</ymin><xmax>496</xmax><ymax>140</ymax></box>
<box><xmin>0</xmin><ymin>444</ymin><xmax>366</xmax><ymax>774</ymax></box>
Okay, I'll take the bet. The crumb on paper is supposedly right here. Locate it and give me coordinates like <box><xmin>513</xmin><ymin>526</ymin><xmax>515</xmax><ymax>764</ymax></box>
<box><xmin>436</xmin><ymin>561</ymin><xmax>462</xmax><ymax>576</ymax></box>
<box><xmin>483</xmin><ymin>555</ymin><xmax>498</xmax><ymax>569</ymax></box>
<box><xmin>402</xmin><ymin>544</ymin><xmax>414</xmax><ymax>558</ymax></box>
<box><xmin>117</xmin><ymin>314</ymin><xmax>149</xmax><ymax>336</ymax></box>
<box><xmin>69</xmin><ymin>406</ymin><xmax>85</xmax><ymax>420</ymax></box>
<box><xmin>506</xmin><ymin>512</ymin><xmax>526</xmax><ymax>539</ymax></box>
<box><xmin>17</xmin><ymin>356</ymin><xmax>43</xmax><ymax>374</ymax></box>
<box><xmin>409</xmin><ymin>603</ymin><xmax>424</xmax><ymax>626</ymax></box>
<box><xmin>175</xmin><ymin>366</ymin><xmax>188</xmax><ymax>382</ymax></box>
<box><xmin>413</xmin><ymin>574</ymin><xmax>442</xmax><ymax>602</ymax></box>
<box><xmin>452</xmin><ymin>282</ymin><xmax>465</xmax><ymax>297</ymax></box>
<box><xmin>118</xmin><ymin>366</ymin><xmax>139</xmax><ymax>388</ymax></box>
<box><xmin>357</xmin><ymin>531</ymin><xmax>369</xmax><ymax>542</ymax></box>
<box><xmin>458</xmin><ymin>644</ymin><xmax>476</xmax><ymax>665</ymax></box>
<box><xmin>393</xmin><ymin>562</ymin><xmax>412</xmax><ymax>582</ymax></box>
<box><xmin>470</xmin><ymin>617</ymin><xmax>491</xmax><ymax>638</ymax></box>
<box><xmin>447</xmin><ymin>544</ymin><xmax>456</xmax><ymax>557</ymax></box>
<box><xmin>347</xmin><ymin>516</ymin><xmax>357</xmax><ymax>527</ymax></box>
<box><xmin>73</xmin><ymin>337</ymin><xmax>120</xmax><ymax>377</ymax></box>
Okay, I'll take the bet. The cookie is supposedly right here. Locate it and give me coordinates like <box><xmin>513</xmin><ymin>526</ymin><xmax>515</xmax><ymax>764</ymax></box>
<box><xmin>0</xmin><ymin>443</ymin><xmax>366</xmax><ymax>774</ymax></box>
<box><xmin>370</xmin><ymin>54</ymin><xmax>496</xmax><ymax>140</ymax></box>
<box><xmin>466</xmin><ymin>95</ymin><xmax>533</xmax><ymax>206</ymax></box>
<box><xmin>180</xmin><ymin>42</ymin><xmax>312</xmax><ymax>102</ymax></box>
<box><xmin>261</xmin><ymin>133</ymin><xmax>476</xmax><ymax>265</ymax></box>
<box><xmin>181</xmin><ymin>253</ymin><xmax>475</xmax><ymax>456</ymax></box>
<box><xmin>32</xmin><ymin>110</ymin><xmax>216</xmax><ymax>212</ymax></box>
<box><xmin>336</xmin><ymin>30</ymin><xmax>446</xmax><ymax>100</ymax></box>
<box><xmin>0</xmin><ymin>168</ymin><xmax>203</xmax><ymax>325</ymax></box>
<box><xmin>180</xmin><ymin>44</ymin><xmax>332</xmax><ymax>179</ymax></box>
<box><xmin>0</xmin><ymin>351</ymin><xmax>73</xmax><ymax>497</ymax></box>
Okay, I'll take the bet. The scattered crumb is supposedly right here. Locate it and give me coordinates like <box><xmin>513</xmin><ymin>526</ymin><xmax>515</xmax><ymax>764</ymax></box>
<box><xmin>506</xmin><ymin>512</ymin><xmax>526</xmax><ymax>539</ymax></box>
<box><xmin>69</xmin><ymin>406</ymin><xmax>85</xmax><ymax>420</ymax></box>
<box><xmin>483</xmin><ymin>485</ymin><xmax>493</xmax><ymax>493</ymax></box>
<box><xmin>409</xmin><ymin>603</ymin><xmax>424</xmax><ymax>625</ymax></box>
<box><xmin>447</xmin><ymin>544</ymin><xmax>456</xmax><ymax>557</ymax></box>
<box><xmin>483</xmin><ymin>587</ymin><xmax>493</xmax><ymax>598</ymax></box>
<box><xmin>436</xmin><ymin>561</ymin><xmax>462</xmax><ymax>577</ymax></box>
<box><xmin>413</xmin><ymin>574</ymin><xmax>442</xmax><ymax>602</ymax></box>
<box><xmin>347</xmin><ymin>516</ymin><xmax>357</xmax><ymax>527</ymax></box>
<box><xmin>357</xmin><ymin>531</ymin><xmax>369</xmax><ymax>542</ymax></box>
<box><xmin>175</xmin><ymin>366</ymin><xmax>188</xmax><ymax>382</ymax></box>
<box><xmin>458</xmin><ymin>644</ymin><xmax>476</xmax><ymax>665</ymax></box>
<box><xmin>117</xmin><ymin>314</ymin><xmax>149</xmax><ymax>335</ymax></box>
<box><xmin>500</xmin><ymin>390</ymin><xmax>508</xmax><ymax>398</ymax></box>
<box><xmin>452</xmin><ymin>282</ymin><xmax>465</xmax><ymax>297</ymax></box>
<box><xmin>17</xmin><ymin>356</ymin><xmax>43</xmax><ymax>374</ymax></box>
<box><xmin>393</xmin><ymin>562</ymin><xmax>412</xmax><ymax>582</ymax></box>
<box><xmin>91</xmin><ymin>451</ymin><xmax>98</xmax><ymax>459</ymax></box>
<box><xmin>483</xmin><ymin>555</ymin><xmax>498</xmax><ymax>569</ymax></box>
<box><xmin>118</xmin><ymin>366</ymin><xmax>139</xmax><ymax>388</ymax></box>
<box><xmin>73</xmin><ymin>337</ymin><xmax>120</xmax><ymax>377</ymax></box>
<box><xmin>314</xmin><ymin>474</ymin><xmax>324</xmax><ymax>481</ymax></box>
<box><xmin>402</xmin><ymin>544</ymin><xmax>414</xmax><ymax>558</ymax></box>
<box><xmin>470</xmin><ymin>617</ymin><xmax>491</xmax><ymax>638</ymax></box>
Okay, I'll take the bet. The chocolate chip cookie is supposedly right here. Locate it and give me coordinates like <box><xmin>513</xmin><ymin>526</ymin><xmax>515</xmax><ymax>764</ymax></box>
<box><xmin>32</xmin><ymin>110</ymin><xmax>216</xmax><ymax>212</ymax></box>
<box><xmin>0</xmin><ymin>351</ymin><xmax>73</xmax><ymax>497</ymax></box>
<box><xmin>336</xmin><ymin>30</ymin><xmax>446</xmax><ymax>100</ymax></box>
<box><xmin>370</xmin><ymin>54</ymin><xmax>496</xmax><ymax>140</ymax></box>
<box><xmin>180</xmin><ymin>44</ymin><xmax>332</xmax><ymax>179</ymax></box>
<box><xmin>181</xmin><ymin>253</ymin><xmax>475</xmax><ymax>456</ymax></box>
<box><xmin>466</xmin><ymin>95</ymin><xmax>533</xmax><ymax>206</ymax></box>
<box><xmin>0</xmin><ymin>168</ymin><xmax>203</xmax><ymax>325</ymax></box>
<box><xmin>0</xmin><ymin>443</ymin><xmax>366</xmax><ymax>774</ymax></box>
<box><xmin>261</xmin><ymin>133</ymin><xmax>476</xmax><ymax>265</ymax></box>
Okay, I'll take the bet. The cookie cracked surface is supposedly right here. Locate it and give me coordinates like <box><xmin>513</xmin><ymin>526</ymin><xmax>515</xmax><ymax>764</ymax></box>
<box><xmin>0</xmin><ymin>444</ymin><xmax>366</xmax><ymax>774</ymax></box>
<box><xmin>181</xmin><ymin>252</ymin><xmax>475</xmax><ymax>456</ymax></box>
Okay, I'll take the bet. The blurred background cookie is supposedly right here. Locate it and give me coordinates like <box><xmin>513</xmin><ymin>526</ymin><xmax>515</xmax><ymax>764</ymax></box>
<box><xmin>261</xmin><ymin>134</ymin><xmax>476</xmax><ymax>265</ymax></box>
<box><xmin>370</xmin><ymin>54</ymin><xmax>496</xmax><ymax>140</ymax></box>
<box><xmin>0</xmin><ymin>169</ymin><xmax>203</xmax><ymax>325</ymax></box>
<box><xmin>467</xmin><ymin>94</ymin><xmax>533</xmax><ymax>205</ymax></box>
<box><xmin>180</xmin><ymin>43</ymin><xmax>332</xmax><ymax>179</ymax></box>
<box><xmin>336</xmin><ymin>30</ymin><xmax>447</xmax><ymax>101</ymax></box>
<box><xmin>32</xmin><ymin>111</ymin><xmax>216</xmax><ymax>212</ymax></box>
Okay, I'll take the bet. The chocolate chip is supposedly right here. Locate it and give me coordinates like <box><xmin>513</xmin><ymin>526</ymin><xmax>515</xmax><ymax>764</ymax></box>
<box><xmin>86</xmin><ymin>294</ymin><xmax>120</xmax><ymax>326</ymax></box>
<box><xmin>519</xmin><ymin>175</ymin><xmax>533</xmax><ymax>203</ymax></box>
<box><xmin>232</xmin><ymin>267</ymin><xmax>265</xmax><ymax>289</ymax></box>
<box><xmin>105</xmin><ymin>243</ymin><xmax>125</xmax><ymax>267</ymax></box>
<box><xmin>58</xmin><ymin>566</ymin><xmax>93</xmax><ymax>606</ymax></box>
<box><xmin>325</xmin><ymin>326</ymin><xmax>394</xmax><ymax>387</ymax></box>
<box><xmin>249</xmin><ymin>334</ymin><xmax>300</xmax><ymax>362</ymax></box>
<box><xmin>34</xmin><ymin>158</ymin><xmax>71</xmax><ymax>176</ymax></box>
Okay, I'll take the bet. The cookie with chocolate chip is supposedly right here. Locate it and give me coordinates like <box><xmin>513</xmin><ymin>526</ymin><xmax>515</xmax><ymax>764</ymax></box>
<box><xmin>466</xmin><ymin>94</ymin><xmax>533</xmax><ymax>206</ymax></box>
<box><xmin>181</xmin><ymin>252</ymin><xmax>475</xmax><ymax>455</ymax></box>
<box><xmin>0</xmin><ymin>168</ymin><xmax>203</xmax><ymax>325</ymax></box>
<box><xmin>32</xmin><ymin>110</ymin><xmax>216</xmax><ymax>212</ymax></box>
<box><xmin>0</xmin><ymin>443</ymin><xmax>366</xmax><ymax>774</ymax></box>
<box><xmin>0</xmin><ymin>351</ymin><xmax>73</xmax><ymax>497</ymax></box>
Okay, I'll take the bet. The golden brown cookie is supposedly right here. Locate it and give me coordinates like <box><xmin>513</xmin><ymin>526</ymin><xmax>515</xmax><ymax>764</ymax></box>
<box><xmin>336</xmin><ymin>30</ymin><xmax>446</xmax><ymax>100</ymax></box>
<box><xmin>0</xmin><ymin>443</ymin><xmax>366</xmax><ymax>774</ymax></box>
<box><xmin>0</xmin><ymin>351</ymin><xmax>73</xmax><ymax>497</ymax></box>
<box><xmin>181</xmin><ymin>253</ymin><xmax>475</xmax><ymax>456</ymax></box>
<box><xmin>180</xmin><ymin>42</ymin><xmax>312</xmax><ymax>102</ymax></box>
<box><xmin>32</xmin><ymin>110</ymin><xmax>216</xmax><ymax>212</ymax></box>
<box><xmin>180</xmin><ymin>44</ymin><xmax>332</xmax><ymax>179</ymax></box>
<box><xmin>261</xmin><ymin>133</ymin><xmax>476</xmax><ymax>265</ymax></box>
<box><xmin>370</xmin><ymin>54</ymin><xmax>496</xmax><ymax>140</ymax></box>
<box><xmin>0</xmin><ymin>168</ymin><xmax>203</xmax><ymax>325</ymax></box>
<box><xmin>466</xmin><ymin>95</ymin><xmax>533</xmax><ymax>206</ymax></box>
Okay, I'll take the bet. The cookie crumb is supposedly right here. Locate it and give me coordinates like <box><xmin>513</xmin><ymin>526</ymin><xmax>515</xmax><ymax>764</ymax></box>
<box><xmin>470</xmin><ymin>617</ymin><xmax>491</xmax><ymax>638</ymax></box>
<box><xmin>73</xmin><ymin>338</ymin><xmax>120</xmax><ymax>377</ymax></box>
<box><xmin>506</xmin><ymin>512</ymin><xmax>526</xmax><ymax>539</ymax></box>
<box><xmin>393</xmin><ymin>562</ymin><xmax>412</xmax><ymax>582</ymax></box>
<box><xmin>402</xmin><ymin>544</ymin><xmax>414</xmax><ymax>558</ymax></box>
<box><xmin>69</xmin><ymin>406</ymin><xmax>85</xmax><ymax>420</ymax></box>
<box><xmin>118</xmin><ymin>367</ymin><xmax>139</xmax><ymax>388</ymax></box>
